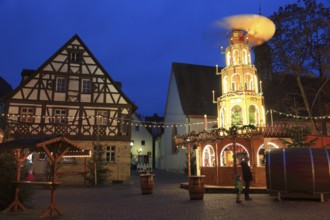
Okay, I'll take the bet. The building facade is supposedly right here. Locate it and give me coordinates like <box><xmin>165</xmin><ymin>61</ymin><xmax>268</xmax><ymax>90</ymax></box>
<box><xmin>160</xmin><ymin>63</ymin><xmax>220</xmax><ymax>173</ymax></box>
<box><xmin>2</xmin><ymin>35</ymin><xmax>136</xmax><ymax>183</ymax></box>
<box><xmin>131</xmin><ymin>113</ymin><xmax>153</xmax><ymax>172</ymax></box>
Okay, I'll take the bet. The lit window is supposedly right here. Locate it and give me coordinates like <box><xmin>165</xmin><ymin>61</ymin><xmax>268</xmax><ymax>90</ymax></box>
<box><xmin>20</xmin><ymin>107</ymin><xmax>34</xmax><ymax>123</ymax></box>
<box><xmin>231</xmin><ymin>105</ymin><xmax>243</xmax><ymax>125</ymax></box>
<box><xmin>244</xmin><ymin>73</ymin><xmax>253</xmax><ymax>90</ymax></box>
<box><xmin>220</xmin><ymin>143</ymin><xmax>248</xmax><ymax>167</ymax></box>
<box><xmin>202</xmin><ymin>145</ymin><xmax>215</xmax><ymax>167</ymax></box>
<box><xmin>82</xmin><ymin>79</ymin><xmax>92</xmax><ymax>93</ymax></box>
<box><xmin>106</xmin><ymin>146</ymin><xmax>116</xmax><ymax>163</ymax></box>
<box><xmin>231</xmin><ymin>74</ymin><xmax>240</xmax><ymax>91</ymax></box>
<box><xmin>96</xmin><ymin>111</ymin><xmax>108</xmax><ymax>125</ymax></box>
<box><xmin>56</xmin><ymin>77</ymin><xmax>66</xmax><ymax>92</ymax></box>
<box><xmin>54</xmin><ymin>109</ymin><xmax>67</xmax><ymax>124</ymax></box>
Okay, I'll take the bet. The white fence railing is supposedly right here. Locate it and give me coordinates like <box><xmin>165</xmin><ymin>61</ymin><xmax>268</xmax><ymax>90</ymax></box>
<box><xmin>137</xmin><ymin>163</ymin><xmax>153</xmax><ymax>173</ymax></box>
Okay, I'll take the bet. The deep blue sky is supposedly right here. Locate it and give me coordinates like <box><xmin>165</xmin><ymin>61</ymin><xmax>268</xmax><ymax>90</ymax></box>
<box><xmin>1</xmin><ymin>0</ymin><xmax>329</xmax><ymax>117</ymax></box>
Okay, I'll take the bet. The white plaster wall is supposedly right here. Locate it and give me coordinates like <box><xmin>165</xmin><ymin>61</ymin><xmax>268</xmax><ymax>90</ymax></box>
<box><xmin>131</xmin><ymin>114</ymin><xmax>153</xmax><ymax>164</ymax></box>
<box><xmin>160</xmin><ymin>70</ymin><xmax>219</xmax><ymax>173</ymax></box>
<box><xmin>154</xmin><ymin>137</ymin><xmax>161</xmax><ymax>169</ymax></box>
<box><xmin>161</xmin><ymin>71</ymin><xmax>189</xmax><ymax>173</ymax></box>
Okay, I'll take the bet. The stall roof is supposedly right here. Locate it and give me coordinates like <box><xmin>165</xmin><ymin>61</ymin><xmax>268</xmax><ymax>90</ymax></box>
<box><xmin>0</xmin><ymin>135</ymin><xmax>57</xmax><ymax>150</ymax></box>
<box><xmin>0</xmin><ymin>135</ymin><xmax>90</xmax><ymax>157</ymax></box>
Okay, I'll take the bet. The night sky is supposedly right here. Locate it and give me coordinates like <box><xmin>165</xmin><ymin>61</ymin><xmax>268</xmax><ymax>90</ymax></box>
<box><xmin>1</xmin><ymin>0</ymin><xmax>329</xmax><ymax>117</ymax></box>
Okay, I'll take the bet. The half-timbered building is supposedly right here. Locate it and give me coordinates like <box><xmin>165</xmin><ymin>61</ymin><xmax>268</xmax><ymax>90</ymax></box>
<box><xmin>2</xmin><ymin>34</ymin><xmax>137</xmax><ymax>183</ymax></box>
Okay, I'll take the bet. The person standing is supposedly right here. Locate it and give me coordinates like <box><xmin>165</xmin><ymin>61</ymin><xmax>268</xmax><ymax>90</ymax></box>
<box><xmin>241</xmin><ymin>156</ymin><xmax>253</xmax><ymax>200</ymax></box>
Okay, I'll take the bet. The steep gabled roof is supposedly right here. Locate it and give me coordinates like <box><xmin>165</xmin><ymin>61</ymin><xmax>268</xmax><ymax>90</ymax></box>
<box><xmin>3</xmin><ymin>34</ymin><xmax>137</xmax><ymax>111</ymax></box>
<box><xmin>0</xmin><ymin>135</ymin><xmax>90</xmax><ymax>157</ymax></box>
<box><xmin>171</xmin><ymin>62</ymin><xmax>221</xmax><ymax>116</ymax></box>
<box><xmin>169</xmin><ymin>62</ymin><xmax>329</xmax><ymax>118</ymax></box>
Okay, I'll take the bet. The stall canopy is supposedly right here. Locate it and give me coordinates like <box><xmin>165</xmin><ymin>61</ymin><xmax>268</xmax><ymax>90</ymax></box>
<box><xmin>0</xmin><ymin>135</ymin><xmax>91</xmax><ymax>181</ymax></box>
<box><xmin>0</xmin><ymin>135</ymin><xmax>90</xmax><ymax>217</ymax></box>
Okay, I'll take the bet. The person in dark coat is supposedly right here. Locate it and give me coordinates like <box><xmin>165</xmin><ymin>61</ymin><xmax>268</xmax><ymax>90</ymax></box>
<box><xmin>241</xmin><ymin>156</ymin><xmax>253</xmax><ymax>200</ymax></box>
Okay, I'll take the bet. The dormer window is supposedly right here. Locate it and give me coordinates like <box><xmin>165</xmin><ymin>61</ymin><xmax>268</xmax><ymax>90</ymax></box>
<box><xmin>70</xmin><ymin>52</ymin><xmax>81</xmax><ymax>63</ymax></box>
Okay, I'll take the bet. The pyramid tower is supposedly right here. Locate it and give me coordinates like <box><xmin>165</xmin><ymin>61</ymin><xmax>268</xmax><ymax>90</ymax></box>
<box><xmin>216</xmin><ymin>30</ymin><xmax>266</xmax><ymax>129</ymax></box>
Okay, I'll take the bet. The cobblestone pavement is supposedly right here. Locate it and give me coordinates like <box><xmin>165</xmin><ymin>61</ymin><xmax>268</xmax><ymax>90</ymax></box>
<box><xmin>1</xmin><ymin>170</ymin><xmax>329</xmax><ymax>220</ymax></box>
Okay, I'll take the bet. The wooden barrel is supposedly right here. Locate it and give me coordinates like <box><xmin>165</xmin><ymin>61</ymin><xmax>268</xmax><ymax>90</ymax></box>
<box><xmin>266</xmin><ymin>148</ymin><xmax>330</xmax><ymax>193</ymax></box>
<box><xmin>140</xmin><ymin>174</ymin><xmax>155</xmax><ymax>195</ymax></box>
<box><xmin>188</xmin><ymin>175</ymin><xmax>205</xmax><ymax>200</ymax></box>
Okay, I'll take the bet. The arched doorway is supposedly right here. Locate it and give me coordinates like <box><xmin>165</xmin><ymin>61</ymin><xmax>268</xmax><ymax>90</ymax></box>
<box><xmin>202</xmin><ymin>145</ymin><xmax>215</xmax><ymax>167</ymax></box>
<box><xmin>200</xmin><ymin>144</ymin><xmax>217</xmax><ymax>185</ymax></box>
<box><xmin>256</xmin><ymin>142</ymin><xmax>279</xmax><ymax>167</ymax></box>
<box><xmin>231</xmin><ymin>105</ymin><xmax>243</xmax><ymax>126</ymax></box>
<box><xmin>220</xmin><ymin>143</ymin><xmax>250</xmax><ymax>167</ymax></box>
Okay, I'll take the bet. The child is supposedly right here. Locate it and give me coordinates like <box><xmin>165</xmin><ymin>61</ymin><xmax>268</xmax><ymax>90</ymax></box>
<box><xmin>235</xmin><ymin>174</ymin><xmax>243</xmax><ymax>203</ymax></box>
<box><xmin>26</xmin><ymin>163</ymin><xmax>35</xmax><ymax>181</ymax></box>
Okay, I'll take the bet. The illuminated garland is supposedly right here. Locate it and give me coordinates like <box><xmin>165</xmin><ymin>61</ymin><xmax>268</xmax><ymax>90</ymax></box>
<box><xmin>271</xmin><ymin>110</ymin><xmax>330</xmax><ymax>120</ymax></box>
<box><xmin>0</xmin><ymin>113</ymin><xmax>217</xmax><ymax>128</ymax></box>
<box><xmin>174</xmin><ymin>125</ymin><xmax>261</xmax><ymax>147</ymax></box>
<box><xmin>1</xmin><ymin>108</ymin><xmax>329</xmax><ymax>129</ymax></box>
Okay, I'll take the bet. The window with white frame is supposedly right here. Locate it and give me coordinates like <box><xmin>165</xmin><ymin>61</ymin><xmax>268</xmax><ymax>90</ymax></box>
<box><xmin>56</xmin><ymin>77</ymin><xmax>66</xmax><ymax>92</ymax></box>
<box><xmin>20</xmin><ymin>107</ymin><xmax>34</xmax><ymax>123</ymax></box>
<box><xmin>96</xmin><ymin>111</ymin><xmax>108</xmax><ymax>125</ymax></box>
<box><xmin>54</xmin><ymin>109</ymin><xmax>67</xmax><ymax>124</ymax></box>
<box><xmin>106</xmin><ymin>145</ymin><xmax>116</xmax><ymax>163</ymax></box>
<box><xmin>82</xmin><ymin>79</ymin><xmax>92</xmax><ymax>94</ymax></box>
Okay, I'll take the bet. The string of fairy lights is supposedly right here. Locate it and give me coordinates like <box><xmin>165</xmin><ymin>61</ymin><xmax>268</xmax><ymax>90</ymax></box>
<box><xmin>270</xmin><ymin>110</ymin><xmax>330</xmax><ymax>120</ymax></box>
<box><xmin>0</xmin><ymin>113</ymin><xmax>208</xmax><ymax>128</ymax></box>
<box><xmin>1</xmin><ymin>109</ymin><xmax>329</xmax><ymax>129</ymax></box>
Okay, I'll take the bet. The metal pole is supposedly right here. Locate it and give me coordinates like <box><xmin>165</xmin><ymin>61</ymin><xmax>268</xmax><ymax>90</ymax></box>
<box><xmin>94</xmin><ymin>162</ymin><xmax>97</xmax><ymax>186</ymax></box>
<box><xmin>270</xmin><ymin>109</ymin><xmax>273</xmax><ymax>127</ymax></box>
